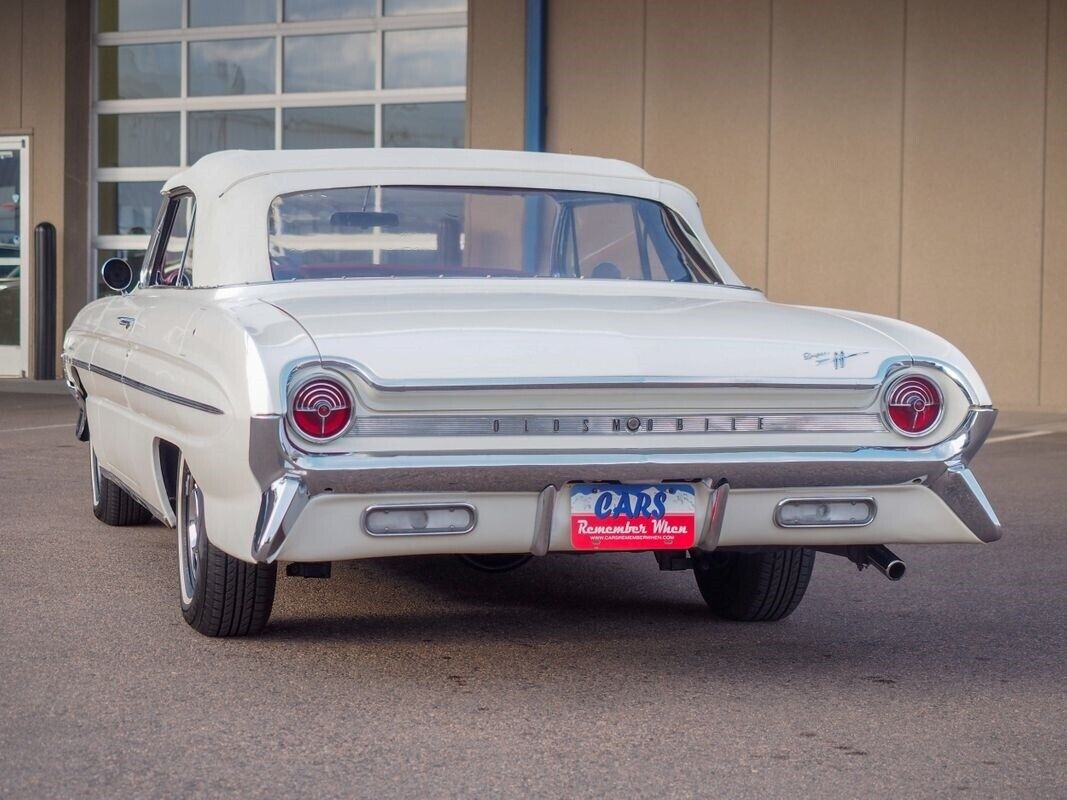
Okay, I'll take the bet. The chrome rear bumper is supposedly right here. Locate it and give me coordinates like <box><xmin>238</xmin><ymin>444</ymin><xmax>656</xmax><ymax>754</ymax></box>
<box><xmin>249</xmin><ymin>407</ymin><xmax>1001</xmax><ymax>562</ymax></box>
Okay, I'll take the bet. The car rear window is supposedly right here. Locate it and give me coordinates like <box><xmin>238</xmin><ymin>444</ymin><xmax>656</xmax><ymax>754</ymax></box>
<box><xmin>267</xmin><ymin>186</ymin><xmax>718</xmax><ymax>283</ymax></box>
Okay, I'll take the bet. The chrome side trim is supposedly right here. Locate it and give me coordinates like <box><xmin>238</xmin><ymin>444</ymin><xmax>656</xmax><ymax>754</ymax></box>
<box><xmin>65</xmin><ymin>356</ymin><xmax>224</xmax><ymax>415</ymax></box>
<box><xmin>346</xmin><ymin>412</ymin><xmax>887</xmax><ymax>437</ymax></box>
<box><xmin>695</xmin><ymin>480</ymin><xmax>729</xmax><ymax>551</ymax></box>
<box><xmin>251</xmin><ymin>473</ymin><xmax>308</xmax><ymax>563</ymax></box>
<box><xmin>530</xmin><ymin>485</ymin><xmax>558</xmax><ymax>556</ymax></box>
<box><xmin>773</xmin><ymin>496</ymin><xmax>877</xmax><ymax>528</ymax></box>
<box><xmin>360</xmin><ymin>502</ymin><xmax>478</xmax><ymax>537</ymax></box>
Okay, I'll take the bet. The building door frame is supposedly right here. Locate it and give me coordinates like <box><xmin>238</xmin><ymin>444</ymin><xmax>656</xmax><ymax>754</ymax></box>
<box><xmin>0</xmin><ymin>135</ymin><xmax>30</xmax><ymax>377</ymax></box>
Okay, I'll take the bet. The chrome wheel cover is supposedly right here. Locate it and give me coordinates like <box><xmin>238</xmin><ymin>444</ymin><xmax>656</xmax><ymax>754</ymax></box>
<box><xmin>179</xmin><ymin>466</ymin><xmax>205</xmax><ymax>604</ymax></box>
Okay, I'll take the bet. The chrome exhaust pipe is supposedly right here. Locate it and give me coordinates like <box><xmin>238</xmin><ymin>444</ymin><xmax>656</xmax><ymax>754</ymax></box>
<box><xmin>866</xmin><ymin>545</ymin><xmax>906</xmax><ymax>581</ymax></box>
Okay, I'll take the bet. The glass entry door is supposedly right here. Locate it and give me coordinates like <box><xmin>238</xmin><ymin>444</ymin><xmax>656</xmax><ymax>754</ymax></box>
<box><xmin>0</xmin><ymin>136</ymin><xmax>29</xmax><ymax>376</ymax></box>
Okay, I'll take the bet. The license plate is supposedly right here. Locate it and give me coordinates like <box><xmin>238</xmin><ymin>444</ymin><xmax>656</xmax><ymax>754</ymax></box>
<box><xmin>570</xmin><ymin>483</ymin><xmax>697</xmax><ymax>551</ymax></box>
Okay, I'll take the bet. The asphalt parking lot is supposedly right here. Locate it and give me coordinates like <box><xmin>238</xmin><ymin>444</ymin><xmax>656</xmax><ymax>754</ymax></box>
<box><xmin>1</xmin><ymin>388</ymin><xmax>1065</xmax><ymax>799</ymax></box>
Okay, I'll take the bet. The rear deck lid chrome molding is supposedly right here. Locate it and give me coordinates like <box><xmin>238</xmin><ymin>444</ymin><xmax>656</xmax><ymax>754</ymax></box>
<box><xmin>344</xmin><ymin>412</ymin><xmax>888</xmax><ymax>437</ymax></box>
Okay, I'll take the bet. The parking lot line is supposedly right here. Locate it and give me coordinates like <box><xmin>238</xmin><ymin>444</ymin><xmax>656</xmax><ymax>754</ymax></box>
<box><xmin>0</xmin><ymin>423</ymin><xmax>71</xmax><ymax>434</ymax></box>
<box><xmin>985</xmin><ymin>430</ymin><xmax>1054</xmax><ymax>444</ymax></box>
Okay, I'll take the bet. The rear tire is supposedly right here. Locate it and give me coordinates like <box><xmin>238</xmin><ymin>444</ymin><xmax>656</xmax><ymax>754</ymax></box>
<box><xmin>693</xmin><ymin>548</ymin><xmax>815</xmax><ymax>622</ymax></box>
<box><xmin>178</xmin><ymin>458</ymin><xmax>276</xmax><ymax>637</ymax></box>
<box><xmin>90</xmin><ymin>447</ymin><xmax>152</xmax><ymax>526</ymax></box>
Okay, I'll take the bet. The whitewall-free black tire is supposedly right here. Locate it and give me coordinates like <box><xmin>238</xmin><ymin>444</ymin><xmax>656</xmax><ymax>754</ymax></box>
<box><xmin>177</xmin><ymin>457</ymin><xmax>277</xmax><ymax>637</ymax></box>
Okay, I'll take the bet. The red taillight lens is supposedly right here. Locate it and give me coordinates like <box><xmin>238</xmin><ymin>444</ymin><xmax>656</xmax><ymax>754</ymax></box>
<box><xmin>291</xmin><ymin>378</ymin><xmax>353</xmax><ymax>441</ymax></box>
<box><xmin>885</xmin><ymin>375</ymin><xmax>943</xmax><ymax>436</ymax></box>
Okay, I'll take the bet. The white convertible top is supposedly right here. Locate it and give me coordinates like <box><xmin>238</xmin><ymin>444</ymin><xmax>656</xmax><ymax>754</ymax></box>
<box><xmin>159</xmin><ymin>148</ymin><xmax>741</xmax><ymax>287</ymax></box>
<box><xmin>164</xmin><ymin>148</ymin><xmax>655</xmax><ymax>198</ymax></box>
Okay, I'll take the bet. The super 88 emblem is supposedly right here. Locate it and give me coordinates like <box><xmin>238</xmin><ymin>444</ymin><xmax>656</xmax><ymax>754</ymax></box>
<box><xmin>570</xmin><ymin>484</ymin><xmax>697</xmax><ymax>551</ymax></box>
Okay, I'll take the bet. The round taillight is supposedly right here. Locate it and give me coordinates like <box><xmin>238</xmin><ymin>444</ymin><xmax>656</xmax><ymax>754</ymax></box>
<box><xmin>884</xmin><ymin>375</ymin><xmax>943</xmax><ymax>436</ymax></box>
<box><xmin>290</xmin><ymin>378</ymin><xmax>353</xmax><ymax>441</ymax></box>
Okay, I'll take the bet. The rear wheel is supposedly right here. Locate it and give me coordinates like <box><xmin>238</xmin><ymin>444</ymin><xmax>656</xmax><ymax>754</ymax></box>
<box><xmin>178</xmin><ymin>458</ymin><xmax>276</xmax><ymax>637</ymax></box>
<box><xmin>90</xmin><ymin>446</ymin><xmax>152</xmax><ymax>526</ymax></box>
<box><xmin>693</xmin><ymin>548</ymin><xmax>815</xmax><ymax>622</ymax></box>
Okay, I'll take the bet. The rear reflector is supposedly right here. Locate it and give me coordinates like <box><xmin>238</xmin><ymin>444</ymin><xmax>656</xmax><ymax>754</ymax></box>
<box><xmin>775</xmin><ymin>498</ymin><xmax>876</xmax><ymax>528</ymax></box>
<box><xmin>362</xmin><ymin>504</ymin><xmax>476</xmax><ymax>536</ymax></box>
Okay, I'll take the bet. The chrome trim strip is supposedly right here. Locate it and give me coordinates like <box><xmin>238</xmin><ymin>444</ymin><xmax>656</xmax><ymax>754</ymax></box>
<box><xmin>773</xmin><ymin>496</ymin><xmax>877</xmax><ymax>528</ymax></box>
<box><xmin>929</xmin><ymin>464</ymin><xmax>1002</xmax><ymax>543</ymax></box>
<box><xmin>66</xmin><ymin>356</ymin><xmax>224</xmax><ymax>415</ymax></box>
<box><xmin>360</xmin><ymin>502</ymin><xmax>477</xmax><ymax>537</ymax></box>
<box><xmin>251</xmin><ymin>473</ymin><xmax>308</xmax><ymax>563</ymax></box>
<box><xmin>695</xmin><ymin>480</ymin><xmax>729</xmax><ymax>550</ymax></box>
<box><xmin>305</xmin><ymin>355</ymin><xmax>983</xmax><ymax>401</ymax></box>
<box><xmin>346</xmin><ymin>412</ymin><xmax>887</xmax><ymax>437</ymax></box>
<box><xmin>315</xmin><ymin>357</ymin><xmax>881</xmax><ymax>393</ymax></box>
<box><xmin>530</xmin><ymin>485</ymin><xmax>558</xmax><ymax>556</ymax></box>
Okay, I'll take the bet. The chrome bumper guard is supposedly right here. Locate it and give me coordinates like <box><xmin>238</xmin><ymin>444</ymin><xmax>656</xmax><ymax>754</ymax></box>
<box><xmin>248</xmin><ymin>407</ymin><xmax>1002</xmax><ymax>563</ymax></box>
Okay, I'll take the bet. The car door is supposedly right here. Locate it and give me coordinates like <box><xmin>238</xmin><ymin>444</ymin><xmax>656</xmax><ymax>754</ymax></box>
<box><xmin>116</xmin><ymin>190</ymin><xmax>202</xmax><ymax>512</ymax></box>
<box><xmin>84</xmin><ymin>200</ymin><xmax>170</xmax><ymax>491</ymax></box>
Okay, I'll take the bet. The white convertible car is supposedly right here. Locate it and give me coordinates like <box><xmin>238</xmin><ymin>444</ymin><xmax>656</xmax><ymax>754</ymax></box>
<box><xmin>63</xmin><ymin>149</ymin><xmax>1001</xmax><ymax>637</ymax></box>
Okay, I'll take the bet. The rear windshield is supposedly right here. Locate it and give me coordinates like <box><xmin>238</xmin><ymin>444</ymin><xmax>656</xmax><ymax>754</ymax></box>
<box><xmin>267</xmin><ymin>186</ymin><xmax>718</xmax><ymax>283</ymax></box>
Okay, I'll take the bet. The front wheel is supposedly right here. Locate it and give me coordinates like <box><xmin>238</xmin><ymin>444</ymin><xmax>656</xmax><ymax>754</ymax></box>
<box><xmin>693</xmin><ymin>548</ymin><xmax>815</xmax><ymax>622</ymax></box>
<box><xmin>178</xmin><ymin>458</ymin><xmax>276</xmax><ymax>637</ymax></box>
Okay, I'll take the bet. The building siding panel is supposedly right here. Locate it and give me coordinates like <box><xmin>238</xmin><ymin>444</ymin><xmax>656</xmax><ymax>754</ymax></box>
<box><xmin>546</xmin><ymin>0</ymin><xmax>645</xmax><ymax>164</ymax></box>
<box><xmin>644</xmin><ymin>0</ymin><xmax>771</xmax><ymax>288</ymax></box>
<box><xmin>0</xmin><ymin>0</ymin><xmax>22</xmax><ymax>130</ymax></box>
<box><xmin>467</xmin><ymin>0</ymin><xmax>526</xmax><ymax>151</ymax></box>
<box><xmin>766</xmin><ymin>0</ymin><xmax>905</xmax><ymax>317</ymax></box>
<box><xmin>1042</xmin><ymin>0</ymin><xmax>1067</xmax><ymax>408</ymax></box>
<box><xmin>901</xmin><ymin>0</ymin><xmax>1047</xmax><ymax>407</ymax></box>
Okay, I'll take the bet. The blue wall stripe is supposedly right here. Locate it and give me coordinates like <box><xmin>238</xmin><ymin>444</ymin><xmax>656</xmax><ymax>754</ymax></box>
<box><xmin>524</xmin><ymin>0</ymin><xmax>547</xmax><ymax>152</ymax></box>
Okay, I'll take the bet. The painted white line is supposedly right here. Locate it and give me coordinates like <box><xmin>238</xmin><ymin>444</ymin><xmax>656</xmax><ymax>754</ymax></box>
<box><xmin>0</xmin><ymin>423</ymin><xmax>71</xmax><ymax>434</ymax></box>
<box><xmin>985</xmin><ymin>430</ymin><xmax>1054</xmax><ymax>444</ymax></box>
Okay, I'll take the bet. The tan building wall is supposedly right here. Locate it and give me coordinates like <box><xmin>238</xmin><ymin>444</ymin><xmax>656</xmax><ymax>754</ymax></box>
<box><xmin>468</xmin><ymin>0</ymin><xmax>1067</xmax><ymax>411</ymax></box>
<box><xmin>0</xmin><ymin>0</ymin><xmax>89</xmax><ymax>375</ymax></box>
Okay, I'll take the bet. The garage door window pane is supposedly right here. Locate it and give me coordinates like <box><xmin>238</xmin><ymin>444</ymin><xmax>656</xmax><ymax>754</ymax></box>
<box><xmin>98</xmin><ymin>44</ymin><xmax>180</xmax><ymax>100</ymax></box>
<box><xmin>284</xmin><ymin>0</ymin><xmax>375</xmax><ymax>21</ymax></box>
<box><xmin>189</xmin><ymin>0</ymin><xmax>276</xmax><ymax>27</ymax></box>
<box><xmin>385</xmin><ymin>0</ymin><xmax>466</xmax><ymax>14</ymax></box>
<box><xmin>188</xmin><ymin>109</ymin><xmax>275</xmax><ymax>164</ymax></box>
<box><xmin>382</xmin><ymin>102</ymin><xmax>464</xmax><ymax>147</ymax></box>
<box><xmin>98</xmin><ymin>182</ymin><xmax>163</xmax><ymax>236</ymax></box>
<box><xmin>283</xmin><ymin>107</ymin><xmax>374</xmax><ymax>149</ymax></box>
<box><xmin>189</xmin><ymin>38</ymin><xmax>275</xmax><ymax>96</ymax></box>
<box><xmin>98</xmin><ymin>0</ymin><xmax>181</xmax><ymax>32</ymax></box>
<box><xmin>98</xmin><ymin>113</ymin><xmax>180</xmax><ymax>168</ymax></box>
<box><xmin>383</xmin><ymin>28</ymin><xmax>466</xmax><ymax>88</ymax></box>
<box><xmin>283</xmin><ymin>33</ymin><xmax>374</xmax><ymax>93</ymax></box>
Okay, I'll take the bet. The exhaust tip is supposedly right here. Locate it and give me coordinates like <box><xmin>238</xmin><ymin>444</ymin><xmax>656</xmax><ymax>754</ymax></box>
<box><xmin>865</xmin><ymin>545</ymin><xmax>906</xmax><ymax>581</ymax></box>
<box><xmin>884</xmin><ymin>559</ymin><xmax>906</xmax><ymax>581</ymax></box>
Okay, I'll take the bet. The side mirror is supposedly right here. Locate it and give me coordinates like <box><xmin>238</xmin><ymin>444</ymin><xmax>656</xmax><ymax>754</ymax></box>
<box><xmin>101</xmin><ymin>257</ymin><xmax>135</xmax><ymax>294</ymax></box>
